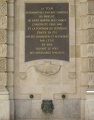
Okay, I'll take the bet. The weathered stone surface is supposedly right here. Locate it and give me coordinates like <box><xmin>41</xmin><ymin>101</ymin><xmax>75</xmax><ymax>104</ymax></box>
<box><xmin>0</xmin><ymin>100</ymin><xmax>9</xmax><ymax>120</ymax></box>
<box><xmin>63</xmin><ymin>99</ymin><xmax>81</xmax><ymax>119</ymax></box>
<box><xmin>0</xmin><ymin>58</ymin><xmax>6</xmax><ymax>71</ymax></box>
<box><xmin>0</xmin><ymin>16</ymin><xmax>7</xmax><ymax>29</ymax></box>
<box><xmin>15</xmin><ymin>100</ymin><xmax>32</xmax><ymax>119</ymax></box>
<box><xmin>88</xmin><ymin>1</ymin><xmax>94</xmax><ymax>15</ymax></box>
<box><xmin>89</xmin><ymin>57</ymin><xmax>94</xmax><ymax>72</ymax></box>
<box><xmin>34</xmin><ymin>63</ymin><xmax>61</xmax><ymax>76</ymax></box>
<box><xmin>88</xmin><ymin>29</ymin><xmax>94</xmax><ymax>43</ymax></box>
<box><xmin>0</xmin><ymin>44</ymin><xmax>7</xmax><ymax>57</ymax></box>
<box><xmin>81</xmin><ymin>58</ymin><xmax>88</xmax><ymax>72</ymax></box>
<box><xmin>85</xmin><ymin>100</ymin><xmax>94</xmax><ymax>120</ymax></box>
<box><xmin>87</xmin><ymin>44</ymin><xmax>94</xmax><ymax>57</ymax></box>
<box><xmin>0</xmin><ymin>73</ymin><xmax>7</xmax><ymax>86</ymax></box>
<box><xmin>0</xmin><ymin>2</ymin><xmax>7</xmax><ymax>15</ymax></box>
<box><xmin>80</xmin><ymin>3</ymin><xmax>87</xmax><ymax>16</ymax></box>
<box><xmin>81</xmin><ymin>16</ymin><xmax>87</xmax><ymax>29</ymax></box>
<box><xmin>0</xmin><ymin>30</ymin><xmax>6</xmax><ymax>43</ymax></box>
<box><xmin>88</xmin><ymin>15</ymin><xmax>94</xmax><ymax>28</ymax></box>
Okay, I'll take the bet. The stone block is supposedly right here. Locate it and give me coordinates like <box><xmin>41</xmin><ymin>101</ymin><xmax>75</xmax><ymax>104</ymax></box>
<box><xmin>0</xmin><ymin>58</ymin><xmax>6</xmax><ymax>71</ymax></box>
<box><xmin>87</xmin><ymin>44</ymin><xmax>94</xmax><ymax>57</ymax></box>
<box><xmin>81</xmin><ymin>58</ymin><xmax>88</xmax><ymax>72</ymax></box>
<box><xmin>88</xmin><ymin>73</ymin><xmax>94</xmax><ymax>85</ymax></box>
<box><xmin>81</xmin><ymin>100</ymin><xmax>85</xmax><ymax>120</ymax></box>
<box><xmin>85</xmin><ymin>100</ymin><xmax>94</xmax><ymax>120</ymax></box>
<box><xmin>80</xmin><ymin>30</ymin><xmax>88</xmax><ymax>43</ymax></box>
<box><xmin>80</xmin><ymin>2</ymin><xmax>87</xmax><ymax>16</ymax></box>
<box><xmin>89</xmin><ymin>57</ymin><xmax>94</xmax><ymax>72</ymax></box>
<box><xmin>7</xmin><ymin>73</ymin><xmax>13</xmax><ymax>86</ymax></box>
<box><xmin>80</xmin><ymin>0</ymin><xmax>87</xmax><ymax>2</ymax></box>
<box><xmin>88</xmin><ymin>1</ymin><xmax>94</xmax><ymax>15</ymax></box>
<box><xmin>8</xmin><ymin>17</ymin><xmax>14</xmax><ymax>30</ymax></box>
<box><xmin>8</xmin><ymin>0</ymin><xmax>14</xmax><ymax>3</ymax></box>
<box><xmin>7</xmin><ymin>45</ymin><xmax>14</xmax><ymax>58</ymax></box>
<box><xmin>31</xmin><ymin>100</ymin><xmax>42</xmax><ymax>118</ymax></box>
<box><xmin>0</xmin><ymin>2</ymin><xmax>7</xmax><ymax>15</ymax></box>
<box><xmin>52</xmin><ymin>100</ymin><xmax>63</xmax><ymax>119</ymax></box>
<box><xmin>15</xmin><ymin>4</ymin><xmax>24</xmax><ymax>19</ymax></box>
<box><xmin>0</xmin><ymin>30</ymin><xmax>7</xmax><ymax>43</ymax></box>
<box><xmin>88</xmin><ymin>15</ymin><xmax>94</xmax><ymax>28</ymax></box>
<box><xmin>70</xmin><ymin>5</ymin><xmax>75</xmax><ymax>17</ymax></box>
<box><xmin>81</xmin><ymin>44</ymin><xmax>87</xmax><ymax>57</ymax></box>
<box><xmin>0</xmin><ymin>16</ymin><xmax>7</xmax><ymax>29</ymax></box>
<box><xmin>10</xmin><ymin>100</ymin><xmax>14</xmax><ymax>120</ymax></box>
<box><xmin>0</xmin><ymin>73</ymin><xmax>7</xmax><ymax>87</ymax></box>
<box><xmin>81</xmin><ymin>73</ymin><xmax>89</xmax><ymax>85</ymax></box>
<box><xmin>0</xmin><ymin>100</ymin><xmax>10</xmax><ymax>120</ymax></box>
<box><xmin>81</xmin><ymin>16</ymin><xmax>87</xmax><ymax>30</ymax></box>
<box><xmin>81</xmin><ymin>86</ymin><xmax>88</xmax><ymax>99</ymax></box>
<box><xmin>88</xmin><ymin>29</ymin><xmax>94</xmax><ymax>43</ymax></box>
<box><xmin>8</xmin><ymin>3</ymin><xmax>14</xmax><ymax>17</ymax></box>
<box><xmin>7</xmin><ymin>87</ymin><xmax>14</xmax><ymax>99</ymax></box>
<box><xmin>7</xmin><ymin>31</ymin><xmax>13</xmax><ymax>44</ymax></box>
<box><xmin>63</xmin><ymin>99</ymin><xmax>81</xmax><ymax>119</ymax></box>
<box><xmin>15</xmin><ymin>19</ymin><xmax>24</xmax><ymax>31</ymax></box>
<box><xmin>15</xmin><ymin>100</ymin><xmax>32</xmax><ymax>119</ymax></box>
<box><xmin>76</xmin><ymin>5</ymin><xmax>80</xmax><ymax>17</ymax></box>
<box><xmin>7</xmin><ymin>59</ymin><xmax>14</xmax><ymax>72</ymax></box>
<box><xmin>0</xmin><ymin>44</ymin><xmax>7</xmax><ymax>57</ymax></box>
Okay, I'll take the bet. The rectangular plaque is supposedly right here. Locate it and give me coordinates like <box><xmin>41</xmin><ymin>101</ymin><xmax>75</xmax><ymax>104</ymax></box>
<box><xmin>25</xmin><ymin>3</ymin><xmax>69</xmax><ymax>62</ymax></box>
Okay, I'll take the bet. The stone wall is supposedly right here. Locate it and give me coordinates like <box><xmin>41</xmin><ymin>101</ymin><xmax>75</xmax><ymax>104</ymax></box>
<box><xmin>0</xmin><ymin>0</ymin><xmax>9</xmax><ymax>119</ymax></box>
<box><xmin>0</xmin><ymin>0</ymin><xmax>93</xmax><ymax>120</ymax></box>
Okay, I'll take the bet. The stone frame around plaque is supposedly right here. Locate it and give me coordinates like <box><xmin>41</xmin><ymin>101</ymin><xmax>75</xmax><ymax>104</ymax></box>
<box><xmin>15</xmin><ymin>0</ymin><xmax>76</xmax><ymax>94</ymax></box>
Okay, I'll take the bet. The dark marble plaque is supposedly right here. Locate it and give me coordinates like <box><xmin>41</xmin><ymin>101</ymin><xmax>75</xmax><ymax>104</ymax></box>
<box><xmin>25</xmin><ymin>3</ymin><xmax>69</xmax><ymax>62</ymax></box>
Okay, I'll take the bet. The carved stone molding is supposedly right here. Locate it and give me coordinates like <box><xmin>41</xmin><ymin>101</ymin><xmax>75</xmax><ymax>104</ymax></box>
<box><xmin>88</xmin><ymin>29</ymin><xmax>94</xmax><ymax>43</ymax></box>
<box><xmin>0</xmin><ymin>58</ymin><xmax>6</xmax><ymax>71</ymax></box>
<box><xmin>88</xmin><ymin>1</ymin><xmax>94</xmax><ymax>15</ymax></box>
<box><xmin>68</xmin><ymin>72</ymin><xmax>76</xmax><ymax>79</ymax></box>
<box><xmin>0</xmin><ymin>16</ymin><xmax>7</xmax><ymax>29</ymax></box>
<box><xmin>0</xmin><ymin>2</ymin><xmax>7</xmax><ymax>15</ymax></box>
<box><xmin>34</xmin><ymin>62</ymin><xmax>61</xmax><ymax>76</ymax></box>
<box><xmin>89</xmin><ymin>57</ymin><xmax>94</xmax><ymax>72</ymax></box>
<box><xmin>19</xmin><ymin>72</ymin><xmax>27</xmax><ymax>80</ymax></box>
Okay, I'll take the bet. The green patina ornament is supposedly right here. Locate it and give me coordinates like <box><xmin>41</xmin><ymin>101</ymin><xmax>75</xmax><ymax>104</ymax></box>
<box><xmin>41</xmin><ymin>100</ymin><xmax>54</xmax><ymax>113</ymax></box>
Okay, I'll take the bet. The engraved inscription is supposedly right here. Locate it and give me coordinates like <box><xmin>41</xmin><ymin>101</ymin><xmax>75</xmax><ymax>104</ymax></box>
<box><xmin>0</xmin><ymin>2</ymin><xmax>7</xmax><ymax>15</ymax></box>
<box><xmin>89</xmin><ymin>58</ymin><xmax>94</xmax><ymax>72</ymax></box>
<box><xmin>88</xmin><ymin>1</ymin><xmax>94</xmax><ymax>14</ymax></box>
<box><xmin>25</xmin><ymin>3</ymin><xmax>69</xmax><ymax>61</ymax></box>
<box><xmin>0</xmin><ymin>58</ymin><xmax>6</xmax><ymax>71</ymax></box>
<box><xmin>88</xmin><ymin>29</ymin><xmax>94</xmax><ymax>43</ymax></box>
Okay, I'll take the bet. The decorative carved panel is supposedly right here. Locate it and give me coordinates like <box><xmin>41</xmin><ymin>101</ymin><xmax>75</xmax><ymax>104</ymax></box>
<box><xmin>0</xmin><ymin>2</ymin><xmax>7</xmax><ymax>15</ymax></box>
<box><xmin>0</xmin><ymin>16</ymin><xmax>7</xmax><ymax>29</ymax></box>
<box><xmin>88</xmin><ymin>1</ymin><xmax>94</xmax><ymax>15</ymax></box>
<box><xmin>0</xmin><ymin>58</ymin><xmax>6</xmax><ymax>71</ymax></box>
<box><xmin>88</xmin><ymin>29</ymin><xmax>94</xmax><ymax>43</ymax></box>
<box><xmin>89</xmin><ymin>57</ymin><xmax>94</xmax><ymax>72</ymax></box>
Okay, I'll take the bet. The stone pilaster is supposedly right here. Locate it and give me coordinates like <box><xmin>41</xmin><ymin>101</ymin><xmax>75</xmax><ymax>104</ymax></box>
<box><xmin>7</xmin><ymin>0</ymin><xmax>14</xmax><ymax>119</ymax></box>
<box><xmin>0</xmin><ymin>0</ymin><xmax>10</xmax><ymax>119</ymax></box>
<box><xmin>80</xmin><ymin>0</ymin><xmax>94</xmax><ymax>120</ymax></box>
